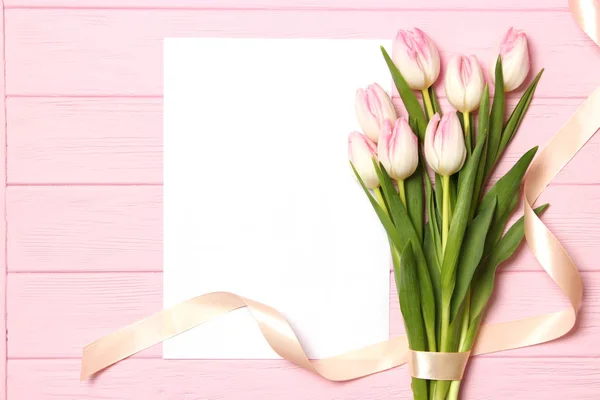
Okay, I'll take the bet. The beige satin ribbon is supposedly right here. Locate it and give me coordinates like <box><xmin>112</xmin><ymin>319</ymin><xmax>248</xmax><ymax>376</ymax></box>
<box><xmin>81</xmin><ymin>0</ymin><xmax>596</xmax><ymax>382</ymax></box>
<box><xmin>410</xmin><ymin>351</ymin><xmax>471</xmax><ymax>381</ymax></box>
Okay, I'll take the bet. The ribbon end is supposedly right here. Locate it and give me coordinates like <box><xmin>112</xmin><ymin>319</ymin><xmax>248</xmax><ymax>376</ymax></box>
<box><xmin>80</xmin><ymin>368</ymin><xmax>89</xmax><ymax>382</ymax></box>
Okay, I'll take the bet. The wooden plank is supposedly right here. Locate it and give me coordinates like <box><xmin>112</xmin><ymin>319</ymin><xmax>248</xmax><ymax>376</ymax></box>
<box><xmin>0</xmin><ymin>1</ymin><xmax>7</xmax><ymax>398</ymax></box>
<box><xmin>7</xmin><ymin>97</ymin><xmax>162</xmax><ymax>184</ymax></box>
<box><xmin>3</xmin><ymin>0</ymin><xmax>570</xmax><ymax>11</ymax></box>
<box><xmin>6</xmin><ymin>185</ymin><xmax>600</xmax><ymax>273</ymax></box>
<box><xmin>6</xmin><ymin>271</ymin><xmax>597</xmax><ymax>358</ymax></box>
<box><xmin>7</xmin><ymin>272</ymin><xmax>161</xmax><ymax>358</ymax></box>
<box><xmin>6</xmin><ymin>186</ymin><xmax>162</xmax><ymax>272</ymax></box>
<box><xmin>4</xmin><ymin>9</ymin><xmax>597</xmax><ymax>96</ymax></box>
<box><xmin>7</xmin><ymin>358</ymin><xmax>600</xmax><ymax>399</ymax></box>
<box><xmin>7</xmin><ymin>98</ymin><xmax>597</xmax><ymax>185</ymax></box>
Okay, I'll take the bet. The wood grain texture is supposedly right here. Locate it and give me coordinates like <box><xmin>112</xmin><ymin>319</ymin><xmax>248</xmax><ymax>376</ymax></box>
<box><xmin>6</xmin><ymin>185</ymin><xmax>600</xmax><ymax>273</ymax></box>
<box><xmin>8</xmin><ymin>98</ymin><xmax>597</xmax><ymax>185</ymax></box>
<box><xmin>2</xmin><ymin>0</ymin><xmax>570</xmax><ymax>10</ymax></box>
<box><xmin>6</xmin><ymin>271</ymin><xmax>595</xmax><ymax>359</ymax></box>
<box><xmin>0</xmin><ymin>2</ymin><xmax>7</xmax><ymax>399</ymax></box>
<box><xmin>5</xmin><ymin>9</ymin><xmax>599</xmax><ymax>96</ymax></box>
<box><xmin>8</xmin><ymin>358</ymin><xmax>600</xmax><ymax>400</ymax></box>
<box><xmin>5</xmin><ymin>0</ymin><xmax>568</xmax><ymax>11</ymax></box>
<box><xmin>6</xmin><ymin>186</ymin><xmax>161</xmax><ymax>272</ymax></box>
<box><xmin>7</xmin><ymin>97</ymin><xmax>162</xmax><ymax>184</ymax></box>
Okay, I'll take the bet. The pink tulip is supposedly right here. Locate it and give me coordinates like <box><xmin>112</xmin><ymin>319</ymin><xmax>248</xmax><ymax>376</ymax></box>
<box><xmin>491</xmin><ymin>27</ymin><xmax>530</xmax><ymax>92</ymax></box>
<box><xmin>348</xmin><ymin>131</ymin><xmax>379</xmax><ymax>189</ymax></box>
<box><xmin>444</xmin><ymin>55</ymin><xmax>485</xmax><ymax>113</ymax></box>
<box><xmin>378</xmin><ymin>118</ymin><xmax>419</xmax><ymax>181</ymax></box>
<box><xmin>392</xmin><ymin>28</ymin><xmax>441</xmax><ymax>90</ymax></box>
<box><xmin>424</xmin><ymin>113</ymin><xmax>466</xmax><ymax>176</ymax></box>
<box><xmin>355</xmin><ymin>83</ymin><xmax>397</xmax><ymax>143</ymax></box>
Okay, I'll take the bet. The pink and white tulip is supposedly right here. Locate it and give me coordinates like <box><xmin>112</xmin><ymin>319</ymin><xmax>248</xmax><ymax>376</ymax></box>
<box><xmin>424</xmin><ymin>113</ymin><xmax>467</xmax><ymax>176</ymax></box>
<box><xmin>348</xmin><ymin>131</ymin><xmax>380</xmax><ymax>189</ymax></box>
<box><xmin>392</xmin><ymin>28</ymin><xmax>441</xmax><ymax>90</ymax></box>
<box><xmin>378</xmin><ymin>118</ymin><xmax>419</xmax><ymax>181</ymax></box>
<box><xmin>355</xmin><ymin>83</ymin><xmax>397</xmax><ymax>143</ymax></box>
<box><xmin>491</xmin><ymin>27</ymin><xmax>530</xmax><ymax>92</ymax></box>
<box><xmin>444</xmin><ymin>55</ymin><xmax>485</xmax><ymax>113</ymax></box>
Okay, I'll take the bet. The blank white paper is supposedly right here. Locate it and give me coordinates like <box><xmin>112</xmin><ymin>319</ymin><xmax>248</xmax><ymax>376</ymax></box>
<box><xmin>164</xmin><ymin>38</ymin><xmax>391</xmax><ymax>359</ymax></box>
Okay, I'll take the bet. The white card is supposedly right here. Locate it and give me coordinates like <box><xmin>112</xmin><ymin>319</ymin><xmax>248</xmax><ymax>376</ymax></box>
<box><xmin>164</xmin><ymin>38</ymin><xmax>391</xmax><ymax>359</ymax></box>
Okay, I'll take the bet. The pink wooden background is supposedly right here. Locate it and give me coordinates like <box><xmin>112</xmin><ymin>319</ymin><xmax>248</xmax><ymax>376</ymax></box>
<box><xmin>2</xmin><ymin>0</ymin><xmax>600</xmax><ymax>399</ymax></box>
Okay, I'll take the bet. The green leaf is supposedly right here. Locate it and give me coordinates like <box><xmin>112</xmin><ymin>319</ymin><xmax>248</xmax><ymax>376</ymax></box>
<box><xmin>425</xmin><ymin>174</ymin><xmax>442</xmax><ymax>267</ymax></box>
<box><xmin>479</xmin><ymin>147</ymin><xmax>538</xmax><ymax>251</ymax></box>
<box><xmin>381</xmin><ymin>46</ymin><xmax>427</xmax><ymax>139</ymax></box>
<box><xmin>470</xmin><ymin>85</ymin><xmax>490</xmax><ymax>220</ymax></box>
<box><xmin>496</xmin><ymin>69</ymin><xmax>544</xmax><ymax>160</ymax></box>
<box><xmin>350</xmin><ymin>162</ymin><xmax>404</xmax><ymax>253</ymax></box>
<box><xmin>424</xmin><ymin>222</ymin><xmax>442</xmax><ymax>348</ymax></box>
<box><xmin>449</xmin><ymin>197</ymin><xmax>497</xmax><ymax>322</ymax></box>
<box><xmin>373</xmin><ymin>159</ymin><xmax>404</xmax><ymax>228</ymax></box>
<box><xmin>405</xmin><ymin>161</ymin><xmax>425</xmax><ymax>241</ymax></box>
<box><xmin>480</xmin><ymin>146</ymin><xmax>537</xmax><ymax>216</ymax></box>
<box><xmin>484</xmin><ymin>56</ymin><xmax>505</xmax><ymax>180</ymax></box>
<box><xmin>469</xmin><ymin>112</ymin><xmax>476</xmax><ymax>156</ymax></box>
<box><xmin>458</xmin><ymin>111</ymin><xmax>473</xmax><ymax>156</ymax></box>
<box><xmin>396</xmin><ymin>240</ymin><xmax>429</xmax><ymax>400</ymax></box>
<box><xmin>424</xmin><ymin>222</ymin><xmax>442</xmax><ymax>318</ymax></box>
<box><xmin>440</xmin><ymin>128</ymin><xmax>489</xmax><ymax>290</ymax></box>
<box><xmin>375</xmin><ymin>159</ymin><xmax>424</xmax><ymax>245</ymax></box>
<box><xmin>450</xmin><ymin>174</ymin><xmax>458</xmax><ymax>218</ymax></box>
<box><xmin>435</xmin><ymin>174</ymin><xmax>444</xmax><ymax>222</ymax></box>
<box><xmin>484</xmin><ymin>191</ymin><xmax>519</xmax><ymax>257</ymax></box>
<box><xmin>373</xmin><ymin>161</ymin><xmax>437</xmax><ymax>351</ymax></box>
<box><xmin>429</xmin><ymin>86</ymin><xmax>443</xmax><ymax>115</ymax></box>
<box><xmin>439</xmin><ymin>120</ymin><xmax>488</xmax><ymax>337</ymax></box>
<box><xmin>470</xmin><ymin>204</ymin><xmax>550</xmax><ymax>323</ymax></box>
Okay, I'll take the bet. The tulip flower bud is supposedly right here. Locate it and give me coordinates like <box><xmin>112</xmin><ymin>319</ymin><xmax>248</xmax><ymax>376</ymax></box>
<box><xmin>355</xmin><ymin>83</ymin><xmax>397</xmax><ymax>143</ymax></box>
<box><xmin>424</xmin><ymin>113</ymin><xmax>466</xmax><ymax>176</ymax></box>
<box><xmin>444</xmin><ymin>55</ymin><xmax>485</xmax><ymax>113</ymax></box>
<box><xmin>378</xmin><ymin>118</ymin><xmax>419</xmax><ymax>181</ymax></box>
<box><xmin>392</xmin><ymin>28</ymin><xmax>441</xmax><ymax>90</ymax></box>
<box><xmin>348</xmin><ymin>131</ymin><xmax>379</xmax><ymax>189</ymax></box>
<box><xmin>491</xmin><ymin>27</ymin><xmax>530</xmax><ymax>92</ymax></box>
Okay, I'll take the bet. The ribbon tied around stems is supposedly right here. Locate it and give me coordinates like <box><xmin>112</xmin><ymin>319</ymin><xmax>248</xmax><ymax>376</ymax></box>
<box><xmin>82</xmin><ymin>0</ymin><xmax>596</xmax><ymax>381</ymax></box>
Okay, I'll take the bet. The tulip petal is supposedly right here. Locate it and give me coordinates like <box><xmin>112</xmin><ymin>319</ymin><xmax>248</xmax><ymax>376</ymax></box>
<box><xmin>392</xmin><ymin>28</ymin><xmax>440</xmax><ymax>90</ymax></box>
<box><xmin>348</xmin><ymin>132</ymin><xmax>379</xmax><ymax>188</ymax></box>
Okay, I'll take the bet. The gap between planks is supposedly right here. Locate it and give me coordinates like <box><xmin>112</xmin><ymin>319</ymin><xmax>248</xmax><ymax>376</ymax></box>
<box><xmin>0</xmin><ymin>0</ymin><xmax>568</xmax><ymax>10</ymax></box>
<box><xmin>0</xmin><ymin>7</ymin><xmax>573</xmax><ymax>12</ymax></box>
<box><xmin>4</xmin><ymin>182</ymin><xmax>598</xmax><ymax>187</ymax></box>
<box><xmin>1</xmin><ymin>1</ymin><xmax>8</xmax><ymax>399</ymax></box>
<box><xmin>4</xmin><ymin>94</ymin><xmax>592</xmax><ymax>99</ymax></box>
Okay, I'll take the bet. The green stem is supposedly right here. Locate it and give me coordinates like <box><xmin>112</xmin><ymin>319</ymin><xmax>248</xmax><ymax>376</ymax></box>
<box><xmin>422</xmin><ymin>89</ymin><xmax>435</xmax><ymax>118</ymax></box>
<box><xmin>435</xmin><ymin>174</ymin><xmax>453</xmax><ymax>400</ymax></box>
<box><xmin>462</xmin><ymin>111</ymin><xmax>472</xmax><ymax>156</ymax></box>
<box><xmin>458</xmin><ymin>290</ymin><xmax>470</xmax><ymax>350</ymax></box>
<box><xmin>446</xmin><ymin>381</ymin><xmax>460</xmax><ymax>400</ymax></box>
<box><xmin>441</xmin><ymin>175</ymin><xmax>451</xmax><ymax>252</ymax></box>
<box><xmin>437</xmin><ymin>173</ymin><xmax>452</xmax><ymax>387</ymax></box>
<box><xmin>445</xmin><ymin>291</ymin><xmax>471</xmax><ymax>400</ymax></box>
<box><xmin>429</xmin><ymin>381</ymin><xmax>436</xmax><ymax>400</ymax></box>
<box><xmin>373</xmin><ymin>187</ymin><xmax>387</xmax><ymax>215</ymax></box>
<box><xmin>439</xmin><ymin>310</ymin><xmax>449</xmax><ymax>353</ymax></box>
<box><xmin>447</xmin><ymin>314</ymin><xmax>481</xmax><ymax>400</ymax></box>
<box><xmin>398</xmin><ymin>179</ymin><xmax>407</xmax><ymax>208</ymax></box>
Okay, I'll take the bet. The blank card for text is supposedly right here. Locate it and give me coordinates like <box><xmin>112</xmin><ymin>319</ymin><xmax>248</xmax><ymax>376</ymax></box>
<box><xmin>164</xmin><ymin>38</ymin><xmax>391</xmax><ymax>359</ymax></box>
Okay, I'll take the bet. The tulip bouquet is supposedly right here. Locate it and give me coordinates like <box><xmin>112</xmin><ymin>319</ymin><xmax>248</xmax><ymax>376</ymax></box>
<box><xmin>349</xmin><ymin>28</ymin><xmax>545</xmax><ymax>400</ymax></box>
